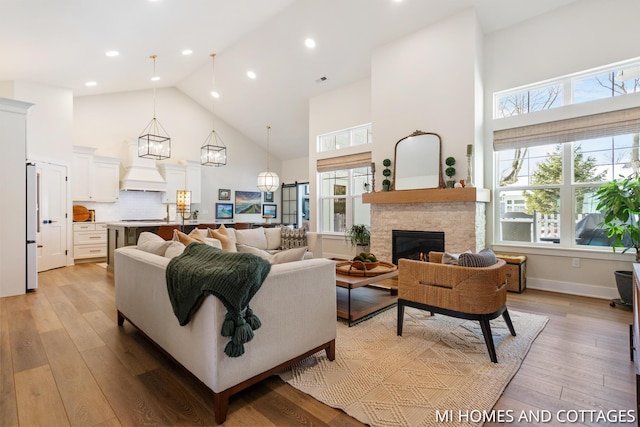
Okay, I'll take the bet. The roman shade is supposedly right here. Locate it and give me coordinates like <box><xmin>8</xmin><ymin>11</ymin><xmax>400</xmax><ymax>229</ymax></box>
<box><xmin>316</xmin><ymin>151</ymin><xmax>371</xmax><ymax>172</ymax></box>
<box><xmin>494</xmin><ymin>106</ymin><xmax>640</xmax><ymax>151</ymax></box>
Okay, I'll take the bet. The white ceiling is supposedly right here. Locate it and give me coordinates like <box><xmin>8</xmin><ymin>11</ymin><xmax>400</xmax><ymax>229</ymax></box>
<box><xmin>0</xmin><ymin>0</ymin><xmax>578</xmax><ymax>160</ymax></box>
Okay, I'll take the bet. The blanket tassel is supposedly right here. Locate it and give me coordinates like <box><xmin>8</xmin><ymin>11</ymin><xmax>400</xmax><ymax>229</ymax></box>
<box><xmin>233</xmin><ymin>317</ymin><xmax>254</xmax><ymax>344</ymax></box>
<box><xmin>224</xmin><ymin>341</ymin><xmax>245</xmax><ymax>357</ymax></box>
<box><xmin>221</xmin><ymin>313</ymin><xmax>235</xmax><ymax>337</ymax></box>
<box><xmin>245</xmin><ymin>306</ymin><xmax>261</xmax><ymax>330</ymax></box>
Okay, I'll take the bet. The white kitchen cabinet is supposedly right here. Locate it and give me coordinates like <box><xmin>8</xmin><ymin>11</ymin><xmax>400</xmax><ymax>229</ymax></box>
<box><xmin>159</xmin><ymin>164</ymin><xmax>185</xmax><ymax>204</ymax></box>
<box><xmin>72</xmin><ymin>147</ymin><xmax>94</xmax><ymax>201</ymax></box>
<box><xmin>72</xmin><ymin>146</ymin><xmax>120</xmax><ymax>202</ymax></box>
<box><xmin>73</xmin><ymin>222</ymin><xmax>107</xmax><ymax>260</ymax></box>
<box><xmin>160</xmin><ymin>161</ymin><xmax>201</xmax><ymax>204</ymax></box>
<box><xmin>92</xmin><ymin>157</ymin><xmax>120</xmax><ymax>202</ymax></box>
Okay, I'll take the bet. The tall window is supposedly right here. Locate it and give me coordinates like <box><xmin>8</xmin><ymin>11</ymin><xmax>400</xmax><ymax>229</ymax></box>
<box><xmin>318</xmin><ymin>166</ymin><xmax>371</xmax><ymax>233</ymax></box>
<box><xmin>317</xmin><ymin>124</ymin><xmax>372</xmax><ymax>233</ymax></box>
<box><xmin>495</xmin><ymin>112</ymin><xmax>640</xmax><ymax>248</ymax></box>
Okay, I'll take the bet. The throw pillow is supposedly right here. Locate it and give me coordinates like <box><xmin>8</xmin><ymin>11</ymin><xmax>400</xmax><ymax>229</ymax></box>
<box><xmin>280</xmin><ymin>227</ymin><xmax>307</xmax><ymax>250</ymax></box>
<box><xmin>442</xmin><ymin>250</ymin><xmax>471</xmax><ymax>265</ymax></box>
<box><xmin>137</xmin><ymin>232</ymin><xmax>172</xmax><ymax>255</ymax></box>
<box><xmin>264</xmin><ymin>227</ymin><xmax>282</xmax><ymax>250</ymax></box>
<box><xmin>164</xmin><ymin>241</ymin><xmax>186</xmax><ymax>258</ymax></box>
<box><xmin>173</xmin><ymin>230</ymin><xmax>199</xmax><ymax>246</ymax></box>
<box><xmin>217</xmin><ymin>224</ymin><xmax>237</xmax><ymax>243</ymax></box>
<box><xmin>208</xmin><ymin>228</ymin><xmax>238</xmax><ymax>252</ymax></box>
<box><xmin>237</xmin><ymin>244</ymin><xmax>307</xmax><ymax>264</ymax></box>
<box><xmin>458</xmin><ymin>248</ymin><xmax>497</xmax><ymax>268</ymax></box>
<box><xmin>188</xmin><ymin>228</ymin><xmax>209</xmax><ymax>243</ymax></box>
<box><xmin>235</xmin><ymin>227</ymin><xmax>268</xmax><ymax>250</ymax></box>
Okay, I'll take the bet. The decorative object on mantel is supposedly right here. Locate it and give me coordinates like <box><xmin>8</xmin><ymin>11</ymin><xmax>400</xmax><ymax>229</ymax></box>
<box><xmin>370</xmin><ymin>161</ymin><xmax>376</xmax><ymax>191</ymax></box>
<box><xmin>466</xmin><ymin>143</ymin><xmax>475</xmax><ymax>187</ymax></box>
<box><xmin>382</xmin><ymin>158</ymin><xmax>392</xmax><ymax>191</ymax></box>
<box><xmin>445</xmin><ymin>156</ymin><xmax>456</xmax><ymax>188</ymax></box>
<box><xmin>393</xmin><ymin>131</ymin><xmax>445</xmax><ymax>190</ymax></box>
<box><xmin>256</xmin><ymin>125</ymin><xmax>280</xmax><ymax>192</ymax></box>
<box><xmin>201</xmin><ymin>53</ymin><xmax>227</xmax><ymax>167</ymax></box>
<box><xmin>138</xmin><ymin>55</ymin><xmax>171</xmax><ymax>160</ymax></box>
<box><xmin>345</xmin><ymin>224</ymin><xmax>371</xmax><ymax>253</ymax></box>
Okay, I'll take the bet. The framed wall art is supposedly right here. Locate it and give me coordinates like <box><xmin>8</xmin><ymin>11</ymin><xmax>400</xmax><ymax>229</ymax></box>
<box><xmin>262</xmin><ymin>204</ymin><xmax>277</xmax><ymax>218</ymax></box>
<box><xmin>235</xmin><ymin>191</ymin><xmax>261</xmax><ymax>214</ymax></box>
<box><xmin>264</xmin><ymin>191</ymin><xmax>274</xmax><ymax>203</ymax></box>
<box><xmin>215</xmin><ymin>203</ymin><xmax>234</xmax><ymax>220</ymax></box>
<box><xmin>218</xmin><ymin>188</ymin><xmax>231</xmax><ymax>201</ymax></box>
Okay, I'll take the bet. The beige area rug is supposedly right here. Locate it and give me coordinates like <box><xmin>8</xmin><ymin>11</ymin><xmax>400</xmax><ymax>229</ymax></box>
<box><xmin>280</xmin><ymin>307</ymin><xmax>547</xmax><ymax>427</ymax></box>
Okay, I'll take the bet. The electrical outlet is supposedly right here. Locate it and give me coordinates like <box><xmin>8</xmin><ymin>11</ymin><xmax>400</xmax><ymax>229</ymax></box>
<box><xmin>572</xmin><ymin>258</ymin><xmax>580</xmax><ymax>268</ymax></box>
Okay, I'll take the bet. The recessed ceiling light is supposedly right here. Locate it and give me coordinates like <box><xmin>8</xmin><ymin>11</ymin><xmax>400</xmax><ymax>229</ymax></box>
<box><xmin>182</xmin><ymin>49</ymin><xmax>193</xmax><ymax>56</ymax></box>
<box><xmin>85</xmin><ymin>81</ymin><xmax>97</xmax><ymax>87</ymax></box>
<box><xmin>211</xmin><ymin>91</ymin><xmax>220</xmax><ymax>98</ymax></box>
<box><xmin>305</xmin><ymin>38</ymin><xmax>316</xmax><ymax>49</ymax></box>
<box><xmin>151</xmin><ymin>76</ymin><xmax>160</xmax><ymax>82</ymax></box>
<box><xmin>105</xmin><ymin>50</ymin><xmax>119</xmax><ymax>57</ymax></box>
<box><xmin>247</xmin><ymin>70</ymin><xmax>257</xmax><ymax>79</ymax></box>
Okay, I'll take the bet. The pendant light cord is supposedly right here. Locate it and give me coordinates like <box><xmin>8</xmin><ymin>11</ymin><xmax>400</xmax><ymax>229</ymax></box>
<box><xmin>150</xmin><ymin>55</ymin><xmax>157</xmax><ymax>133</ymax></box>
<box><xmin>266</xmin><ymin>125</ymin><xmax>271</xmax><ymax>171</ymax></box>
<box><xmin>211</xmin><ymin>53</ymin><xmax>216</xmax><ymax>131</ymax></box>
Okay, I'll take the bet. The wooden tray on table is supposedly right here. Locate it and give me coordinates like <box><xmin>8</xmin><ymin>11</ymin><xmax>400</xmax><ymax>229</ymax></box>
<box><xmin>333</xmin><ymin>259</ymin><xmax>398</xmax><ymax>277</ymax></box>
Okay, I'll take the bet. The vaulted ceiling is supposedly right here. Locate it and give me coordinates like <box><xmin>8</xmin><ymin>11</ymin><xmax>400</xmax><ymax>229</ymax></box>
<box><xmin>0</xmin><ymin>0</ymin><xmax>577</xmax><ymax>160</ymax></box>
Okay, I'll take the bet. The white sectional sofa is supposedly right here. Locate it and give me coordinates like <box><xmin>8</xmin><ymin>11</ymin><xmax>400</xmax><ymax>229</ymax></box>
<box><xmin>114</xmin><ymin>245</ymin><xmax>336</xmax><ymax>424</ymax></box>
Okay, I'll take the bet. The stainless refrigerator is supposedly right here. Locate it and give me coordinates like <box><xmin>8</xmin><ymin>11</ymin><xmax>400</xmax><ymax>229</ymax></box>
<box><xmin>26</xmin><ymin>162</ymin><xmax>38</xmax><ymax>290</ymax></box>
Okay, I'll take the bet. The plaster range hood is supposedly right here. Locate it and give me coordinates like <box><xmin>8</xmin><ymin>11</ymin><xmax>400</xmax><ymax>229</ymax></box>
<box><xmin>120</xmin><ymin>141</ymin><xmax>167</xmax><ymax>192</ymax></box>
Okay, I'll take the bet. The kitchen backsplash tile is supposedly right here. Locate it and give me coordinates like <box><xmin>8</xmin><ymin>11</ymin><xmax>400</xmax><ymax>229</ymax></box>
<box><xmin>77</xmin><ymin>191</ymin><xmax>166</xmax><ymax>221</ymax></box>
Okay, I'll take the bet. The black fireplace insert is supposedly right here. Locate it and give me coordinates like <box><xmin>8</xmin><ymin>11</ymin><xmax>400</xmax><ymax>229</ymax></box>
<box><xmin>392</xmin><ymin>230</ymin><xmax>445</xmax><ymax>265</ymax></box>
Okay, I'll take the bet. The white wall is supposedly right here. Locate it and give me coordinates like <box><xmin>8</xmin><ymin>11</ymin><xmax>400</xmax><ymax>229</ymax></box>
<box><xmin>73</xmin><ymin>88</ymin><xmax>282</xmax><ymax>224</ymax></box>
<box><xmin>371</xmin><ymin>9</ymin><xmax>481</xmax><ymax>188</ymax></box>
<box><xmin>281</xmin><ymin>157</ymin><xmax>309</xmax><ymax>184</ymax></box>
<box><xmin>0</xmin><ymin>81</ymin><xmax>74</xmax><ymax>165</ymax></box>
<box><xmin>484</xmin><ymin>0</ymin><xmax>640</xmax><ymax>298</ymax></box>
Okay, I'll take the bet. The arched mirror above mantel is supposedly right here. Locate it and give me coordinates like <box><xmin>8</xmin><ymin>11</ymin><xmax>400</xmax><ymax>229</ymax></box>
<box><xmin>393</xmin><ymin>131</ymin><xmax>445</xmax><ymax>190</ymax></box>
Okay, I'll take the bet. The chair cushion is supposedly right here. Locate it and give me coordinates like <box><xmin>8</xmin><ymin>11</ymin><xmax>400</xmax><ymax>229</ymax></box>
<box><xmin>458</xmin><ymin>248</ymin><xmax>497</xmax><ymax>267</ymax></box>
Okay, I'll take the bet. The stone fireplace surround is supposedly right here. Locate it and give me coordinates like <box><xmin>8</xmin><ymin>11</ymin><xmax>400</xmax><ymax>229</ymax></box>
<box><xmin>363</xmin><ymin>188</ymin><xmax>489</xmax><ymax>263</ymax></box>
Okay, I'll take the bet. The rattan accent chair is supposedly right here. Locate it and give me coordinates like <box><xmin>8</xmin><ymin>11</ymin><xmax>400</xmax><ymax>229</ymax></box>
<box><xmin>397</xmin><ymin>251</ymin><xmax>516</xmax><ymax>363</ymax></box>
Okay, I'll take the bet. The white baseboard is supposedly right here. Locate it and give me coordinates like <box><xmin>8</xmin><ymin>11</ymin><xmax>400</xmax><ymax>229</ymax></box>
<box><xmin>527</xmin><ymin>277</ymin><xmax>620</xmax><ymax>300</ymax></box>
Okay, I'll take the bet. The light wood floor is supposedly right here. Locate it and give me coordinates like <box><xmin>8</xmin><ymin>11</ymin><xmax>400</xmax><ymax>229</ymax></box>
<box><xmin>0</xmin><ymin>263</ymin><xmax>635</xmax><ymax>426</ymax></box>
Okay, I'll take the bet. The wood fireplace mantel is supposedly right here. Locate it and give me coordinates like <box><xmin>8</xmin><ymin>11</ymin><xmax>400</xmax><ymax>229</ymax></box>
<box><xmin>362</xmin><ymin>187</ymin><xmax>490</xmax><ymax>204</ymax></box>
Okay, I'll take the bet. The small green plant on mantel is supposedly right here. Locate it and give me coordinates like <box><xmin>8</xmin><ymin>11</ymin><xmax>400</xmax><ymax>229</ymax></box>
<box><xmin>382</xmin><ymin>158</ymin><xmax>392</xmax><ymax>191</ymax></box>
<box><xmin>445</xmin><ymin>156</ymin><xmax>456</xmax><ymax>188</ymax></box>
<box><xmin>345</xmin><ymin>224</ymin><xmax>371</xmax><ymax>251</ymax></box>
<box><xmin>595</xmin><ymin>174</ymin><xmax>640</xmax><ymax>262</ymax></box>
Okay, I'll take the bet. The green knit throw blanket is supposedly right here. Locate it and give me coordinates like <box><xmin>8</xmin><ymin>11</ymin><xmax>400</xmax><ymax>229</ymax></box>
<box><xmin>165</xmin><ymin>243</ymin><xmax>271</xmax><ymax>358</ymax></box>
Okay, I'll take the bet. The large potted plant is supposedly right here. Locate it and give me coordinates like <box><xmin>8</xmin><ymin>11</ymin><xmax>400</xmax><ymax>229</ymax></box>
<box><xmin>595</xmin><ymin>174</ymin><xmax>640</xmax><ymax>305</ymax></box>
<box><xmin>345</xmin><ymin>224</ymin><xmax>371</xmax><ymax>253</ymax></box>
